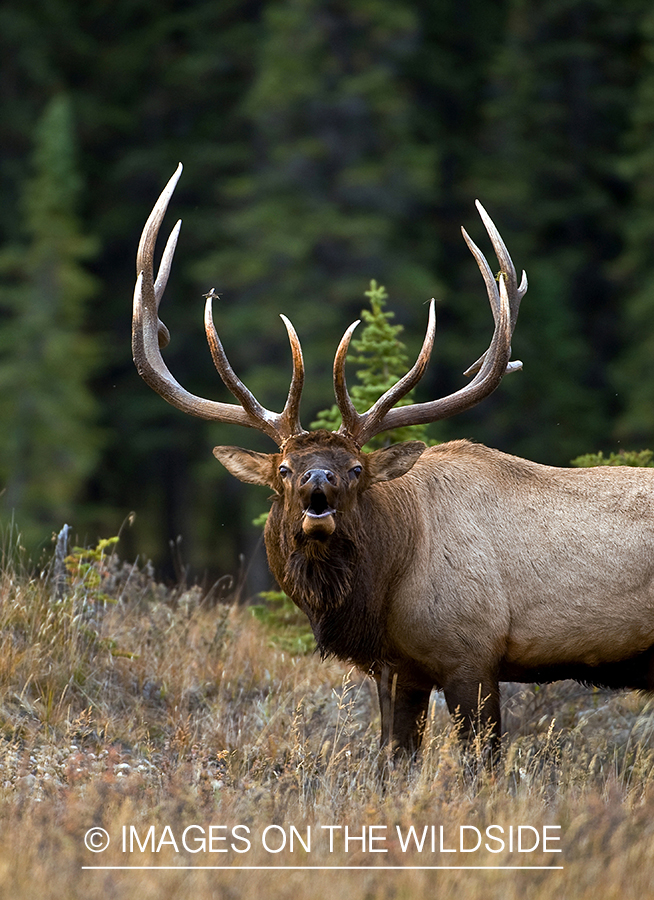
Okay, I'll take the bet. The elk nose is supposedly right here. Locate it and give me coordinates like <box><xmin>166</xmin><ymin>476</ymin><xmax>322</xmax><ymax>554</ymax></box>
<box><xmin>300</xmin><ymin>468</ymin><xmax>336</xmax><ymax>488</ymax></box>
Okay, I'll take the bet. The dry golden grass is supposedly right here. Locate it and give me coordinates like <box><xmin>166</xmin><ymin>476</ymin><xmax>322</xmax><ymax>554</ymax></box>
<box><xmin>0</xmin><ymin>534</ymin><xmax>651</xmax><ymax>898</ymax></box>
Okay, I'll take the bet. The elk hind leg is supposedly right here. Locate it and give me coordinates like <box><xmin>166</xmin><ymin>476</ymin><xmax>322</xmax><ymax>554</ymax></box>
<box><xmin>443</xmin><ymin>676</ymin><xmax>501</xmax><ymax>763</ymax></box>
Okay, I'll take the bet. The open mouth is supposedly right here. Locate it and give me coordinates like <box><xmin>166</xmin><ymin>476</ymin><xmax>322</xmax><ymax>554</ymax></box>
<box><xmin>304</xmin><ymin>491</ymin><xmax>335</xmax><ymax>519</ymax></box>
<box><xmin>302</xmin><ymin>492</ymin><xmax>336</xmax><ymax>536</ymax></box>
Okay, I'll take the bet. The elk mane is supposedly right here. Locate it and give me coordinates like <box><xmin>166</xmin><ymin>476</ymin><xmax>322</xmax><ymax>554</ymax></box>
<box><xmin>269</xmin><ymin>504</ymin><xmax>389</xmax><ymax>665</ymax></box>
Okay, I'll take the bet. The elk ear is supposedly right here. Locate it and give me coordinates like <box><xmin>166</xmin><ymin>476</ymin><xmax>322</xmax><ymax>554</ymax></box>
<box><xmin>213</xmin><ymin>446</ymin><xmax>277</xmax><ymax>487</ymax></box>
<box><xmin>366</xmin><ymin>441</ymin><xmax>426</xmax><ymax>484</ymax></box>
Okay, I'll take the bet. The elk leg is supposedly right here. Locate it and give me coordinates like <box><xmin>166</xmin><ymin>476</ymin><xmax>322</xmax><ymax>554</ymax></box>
<box><xmin>443</xmin><ymin>675</ymin><xmax>501</xmax><ymax>756</ymax></box>
<box><xmin>376</xmin><ymin>666</ymin><xmax>432</xmax><ymax>757</ymax></box>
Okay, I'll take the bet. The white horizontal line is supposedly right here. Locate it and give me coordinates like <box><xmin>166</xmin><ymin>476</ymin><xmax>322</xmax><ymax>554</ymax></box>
<box><xmin>82</xmin><ymin>865</ymin><xmax>563</xmax><ymax>871</ymax></box>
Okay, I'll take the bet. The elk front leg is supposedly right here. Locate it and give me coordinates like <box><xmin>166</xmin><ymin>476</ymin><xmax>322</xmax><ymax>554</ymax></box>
<box><xmin>443</xmin><ymin>674</ymin><xmax>501</xmax><ymax>757</ymax></box>
<box><xmin>376</xmin><ymin>666</ymin><xmax>432</xmax><ymax>757</ymax></box>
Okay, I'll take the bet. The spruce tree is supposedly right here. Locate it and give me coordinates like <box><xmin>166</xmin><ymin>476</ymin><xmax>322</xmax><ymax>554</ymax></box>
<box><xmin>0</xmin><ymin>95</ymin><xmax>100</xmax><ymax>546</ymax></box>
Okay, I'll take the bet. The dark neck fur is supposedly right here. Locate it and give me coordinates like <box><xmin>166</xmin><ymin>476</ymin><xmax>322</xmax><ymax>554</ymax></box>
<box><xmin>265</xmin><ymin>503</ymin><xmax>390</xmax><ymax>667</ymax></box>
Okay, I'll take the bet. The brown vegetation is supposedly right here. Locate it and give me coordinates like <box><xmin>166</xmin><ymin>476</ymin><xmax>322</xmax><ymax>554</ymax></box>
<box><xmin>0</xmin><ymin>533</ymin><xmax>651</xmax><ymax>898</ymax></box>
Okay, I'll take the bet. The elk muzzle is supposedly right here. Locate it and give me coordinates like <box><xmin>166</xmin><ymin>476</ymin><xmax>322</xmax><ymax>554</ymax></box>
<box><xmin>299</xmin><ymin>468</ymin><xmax>338</xmax><ymax>537</ymax></box>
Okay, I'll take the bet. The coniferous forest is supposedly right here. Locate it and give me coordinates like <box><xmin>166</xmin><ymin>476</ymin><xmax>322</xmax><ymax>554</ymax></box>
<box><xmin>2</xmin><ymin>0</ymin><xmax>654</xmax><ymax>581</ymax></box>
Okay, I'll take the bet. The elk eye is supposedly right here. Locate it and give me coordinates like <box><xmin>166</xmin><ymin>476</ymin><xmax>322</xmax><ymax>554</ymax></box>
<box><xmin>279</xmin><ymin>464</ymin><xmax>291</xmax><ymax>478</ymax></box>
<box><xmin>350</xmin><ymin>465</ymin><xmax>363</xmax><ymax>479</ymax></box>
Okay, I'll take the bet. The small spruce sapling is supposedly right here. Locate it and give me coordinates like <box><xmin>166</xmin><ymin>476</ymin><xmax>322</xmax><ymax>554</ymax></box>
<box><xmin>311</xmin><ymin>280</ymin><xmax>435</xmax><ymax>448</ymax></box>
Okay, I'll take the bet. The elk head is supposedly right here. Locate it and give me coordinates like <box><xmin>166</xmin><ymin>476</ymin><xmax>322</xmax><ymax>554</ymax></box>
<box><xmin>212</xmin><ymin>430</ymin><xmax>427</xmax><ymax>542</ymax></box>
<box><xmin>132</xmin><ymin>163</ymin><xmax>527</xmax><ymax>537</ymax></box>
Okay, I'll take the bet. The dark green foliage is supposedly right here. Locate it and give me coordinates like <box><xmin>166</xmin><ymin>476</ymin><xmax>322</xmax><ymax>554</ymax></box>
<box><xmin>460</xmin><ymin>0</ymin><xmax>647</xmax><ymax>462</ymax></box>
<box><xmin>193</xmin><ymin>0</ymin><xmax>437</xmax><ymax>425</ymax></box>
<box><xmin>571</xmin><ymin>449</ymin><xmax>654</xmax><ymax>468</ymax></box>
<box><xmin>0</xmin><ymin>95</ymin><xmax>100</xmax><ymax>545</ymax></box>
<box><xmin>1</xmin><ymin>1</ymin><xmax>654</xmax><ymax>579</ymax></box>
<box><xmin>613</xmin><ymin>10</ymin><xmax>654</xmax><ymax>448</ymax></box>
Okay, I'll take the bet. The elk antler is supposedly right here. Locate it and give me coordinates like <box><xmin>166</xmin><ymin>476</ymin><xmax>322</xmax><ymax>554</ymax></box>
<box><xmin>134</xmin><ymin>168</ymin><xmax>525</xmax><ymax>450</ymax></box>
<box><xmin>333</xmin><ymin>201</ymin><xmax>527</xmax><ymax>447</ymax></box>
<box><xmin>132</xmin><ymin>164</ymin><xmax>306</xmax><ymax>446</ymax></box>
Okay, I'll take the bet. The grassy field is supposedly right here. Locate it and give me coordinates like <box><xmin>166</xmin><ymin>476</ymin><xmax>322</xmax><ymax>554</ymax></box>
<box><xmin>0</xmin><ymin>532</ymin><xmax>652</xmax><ymax>899</ymax></box>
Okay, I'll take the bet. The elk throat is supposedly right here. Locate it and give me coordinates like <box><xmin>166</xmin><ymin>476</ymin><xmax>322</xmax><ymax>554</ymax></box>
<box><xmin>282</xmin><ymin>534</ymin><xmax>388</xmax><ymax>666</ymax></box>
<box><xmin>264</xmin><ymin>505</ymin><xmax>389</xmax><ymax>665</ymax></box>
<box><xmin>285</xmin><ymin>533</ymin><xmax>356</xmax><ymax>614</ymax></box>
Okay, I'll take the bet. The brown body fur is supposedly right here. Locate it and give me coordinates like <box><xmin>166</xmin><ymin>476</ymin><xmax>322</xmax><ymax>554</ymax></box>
<box><xmin>215</xmin><ymin>432</ymin><xmax>654</xmax><ymax>756</ymax></box>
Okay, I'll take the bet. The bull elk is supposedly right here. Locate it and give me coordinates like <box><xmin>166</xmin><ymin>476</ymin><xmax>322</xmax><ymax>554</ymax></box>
<box><xmin>133</xmin><ymin>163</ymin><xmax>654</xmax><ymax>757</ymax></box>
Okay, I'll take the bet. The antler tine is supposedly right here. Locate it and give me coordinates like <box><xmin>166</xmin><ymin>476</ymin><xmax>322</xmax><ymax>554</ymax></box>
<box><xmin>203</xmin><ymin>296</ymin><xmax>273</xmax><ymax>423</ymax></box>
<box><xmin>335</xmin><ymin>203</ymin><xmax>523</xmax><ymax>446</ymax></box>
<box><xmin>136</xmin><ymin>163</ymin><xmax>184</xmax><ymax>350</ymax></box>
<box><xmin>333</xmin><ymin>319</ymin><xmax>362</xmax><ymax>436</ymax></box>
<box><xmin>335</xmin><ymin>302</ymin><xmax>437</xmax><ymax>445</ymax></box>
<box><xmin>137</xmin><ymin>164</ymin><xmax>183</xmax><ymax>278</ymax></box>
<box><xmin>133</xmin><ymin>165</ymin><xmax>305</xmax><ymax>445</ymax></box>
<box><xmin>204</xmin><ymin>299</ymin><xmax>307</xmax><ymax>441</ymax></box>
<box><xmin>153</xmin><ymin>219</ymin><xmax>181</xmax><ymax>347</ymax></box>
<box><xmin>279</xmin><ymin>314</ymin><xmax>306</xmax><ymax>438</ymax></box>
<box><xmin>462</xmin><ymin>200</ymin><xmax>527</xmax><ymax>378</ymax></box>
